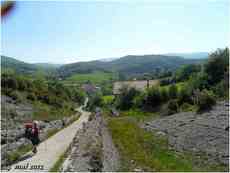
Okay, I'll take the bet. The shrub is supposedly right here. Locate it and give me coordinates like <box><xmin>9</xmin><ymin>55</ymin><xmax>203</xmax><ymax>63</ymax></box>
<box><xmin>116</xmin><ymin>87</ymin><xmax>140</xmax><ymax>110</ymax></box>
<box><xmin>145</xmin><ymin>87</ymin><xmax>161</xmax><ymax>108</ymax></box>
<box><xmin>212</xmin><ymin>80</ymin><xmax>228</xmax><ymax>99</ymax></box>
<box><xmin>133</xmin><ymin>93</ymin><xmax>146</xmax><ymax>108</ymax></box>
<box><xmin>175</xmin><ymin>64</ymin><xmax>201</xmax><ymax>82</ymax></box>
<box><xmin>2</xmin><ymin>77</ymin><xmax>18</xmax><ymax>90</ymax></box>
<box><xmin>102</xmin><ymin>95</ymin><xmax>114</xmax><ymax>106</ymax></box>
<box><xmin>205</xmin><ymin>48</ymin><xmax>229</xmax><ymax>85</ymax></box>
<box><xmin>160</xmin><ymin>88</ymin><xmax>169</xmax><ymax>103</ymax></box>
<box><xmin>47</xmin><ymin>95</ymin><xmax>63</xmax><ymax>108</ymax></box>
<box><xmin>9</xmin><ymin>90</ymin><xmax>23</xmax><ymax>102</ymax></box>
<box><xmin>196</xmin><ymin>90</ymin><xmax>216</xmax><ymax>112</ymax></box>
<box><xmin>160</xmin><ymin>77</ymin><xmax>173</xmax><ymax>86</ymax></box>
<box><xmin>188</xmin><ymin>72</ymin><xmax>209</xmax><ymax>91</ymax></box>
<box><xmin>161</xmin><ymin>99</ymin><xmax>179</xmax><ymax>116</ymax></box>
<box><xmin>27</xmin><ymin>93</ymin><xmax>36</xmax><ymax>101</ymax></box>
<box><xmin>168</xmin><ymin>84</ymin><xmax>178</xmax><ymax>99</ymax></box>
<box><xmin>180</xmin><ymin>103</ymin><xmax>196</xmax><ymax>112</ymax></box>
<box><xmin>166</xmin><ymin>99</ymin><xmax>179</xmax><ymax>115</ymax></box>
<box><xmin>73</xmin><ymin>90</ymin><xmax>85</xmax><ymax>104</ymax></box>
<box><xmin>87</xmin><ymin>93</ymin><xmax>103</xmax><ymax>111</ymax></box>
<box><xmin>178</xmin><ymin>85</ymin><xmax>193</xmax><ymax>105</ymax></box>
<box><xmin>16</xmin><ymin>76</ymin><xmax>29</xmax><ymax>91</ymax></box>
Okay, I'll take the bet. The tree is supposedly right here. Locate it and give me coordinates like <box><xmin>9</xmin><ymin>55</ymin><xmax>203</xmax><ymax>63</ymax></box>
<box><xmin>116</xmin><ymin>87</ymin><xmax>140</xmax><ymax>110</ymax></box>
<box><xmin>196</xmin><ymin>89</ymin><xmax>216</xmax><ymax>112</ymax></box>
<box><xmin>178</xmin><ymin>85</ymin><xmax>193</xmax><ymax>105</ymax></box>
<box><xmin>188</xmin><ymin>72</ymin><xmax>209</xmax><ymax>91</ymax></box>
<box><xmin>145</xmin><ymin>87</ymin><xmax>162</xmax><ymax>108</ymax></box>
<box><xmin>168</xmin><ymin>84</ymin><xmax>178</xmax><ymax>99</ymax></box>
<box><xmin>205</xmin><ymin>48</ymin><xmax>229</xmax><ymax>85</ymax></box>
<box><xmin>160</xmin><ymin>88</ymin><xmax>169</xmax><ymax>102</ymax></box>
<box><xmin>2</xmin><ymin>76</ymin><xmax>18</xmax><ymax>90</ymax></box>
<box><xmin>175</xmin><ymin>64</ymin><xmax>201</xmax><ymax>82</ymax></box>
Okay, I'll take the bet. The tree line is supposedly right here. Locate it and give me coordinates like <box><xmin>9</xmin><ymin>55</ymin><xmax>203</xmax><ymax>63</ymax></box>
<box><xmin>114</xmin><ymin>48</ymin><xmax>229</xmax><ymax>114</ymax></box>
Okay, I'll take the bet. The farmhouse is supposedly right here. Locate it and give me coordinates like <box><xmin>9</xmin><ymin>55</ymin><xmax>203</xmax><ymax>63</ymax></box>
<box><xmin>113</xmin><ymin>80</ymin><xmax>159</xmax><ymax>95</ymax></box>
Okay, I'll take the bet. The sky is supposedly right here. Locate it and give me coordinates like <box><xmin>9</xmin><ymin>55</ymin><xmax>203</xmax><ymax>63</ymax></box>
<box><xmin>1</xmin><ymin>0</ymin><xmax>230</xmax><ymax>64</ymax></box>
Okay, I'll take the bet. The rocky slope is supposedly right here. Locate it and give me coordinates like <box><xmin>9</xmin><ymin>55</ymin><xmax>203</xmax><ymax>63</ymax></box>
<box><xmin>1</xmin><ymin>95</ymin><xmax>80</xmax><ymax>168</ymax></box>
<box><xmin>61</xmin><ymin>110</ymin><xmax>120</xmax><ymax>172</ymax></box>
<box><xmin>142</xmin><ymin>101</ymin><xmax>229</xmax><ymax>166</ymax></box>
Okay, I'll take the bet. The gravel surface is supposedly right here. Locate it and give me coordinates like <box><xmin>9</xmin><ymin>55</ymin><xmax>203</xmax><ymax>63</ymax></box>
<box><xmin>62</xmin><ymin>111</ymin><xmax>120</xmax><ymax>172</ymax></box>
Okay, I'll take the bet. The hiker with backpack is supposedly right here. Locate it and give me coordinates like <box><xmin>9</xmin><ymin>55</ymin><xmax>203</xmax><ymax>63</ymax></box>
<box><xmin>24</xmin><ymin>121</ymin><xmax>40</xmax><ymax>154</ymax></box>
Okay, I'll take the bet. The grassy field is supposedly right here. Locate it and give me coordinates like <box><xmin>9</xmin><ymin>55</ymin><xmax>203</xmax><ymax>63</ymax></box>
<box><xmin>65</xmin><ymin>71</ymin><xmax>113</xmax><ymax>84</ymax></box>
<box><xmin>106</xmin><ymin>110</ymin><xmax>226</xmax><ymax>172</ymax></box>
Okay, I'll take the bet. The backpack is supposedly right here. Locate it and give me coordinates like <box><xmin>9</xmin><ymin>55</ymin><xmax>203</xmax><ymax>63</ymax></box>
<box><xmin>24</xmin><ymin>123</ymin><xmax>33</xmax><ymax>139</ymax></box>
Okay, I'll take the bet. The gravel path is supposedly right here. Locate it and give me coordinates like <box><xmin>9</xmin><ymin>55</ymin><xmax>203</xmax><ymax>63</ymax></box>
<box><xmin>9</xmin><ymin>100</ymin><xmax>90</xmax><ymax>172</ymax></box>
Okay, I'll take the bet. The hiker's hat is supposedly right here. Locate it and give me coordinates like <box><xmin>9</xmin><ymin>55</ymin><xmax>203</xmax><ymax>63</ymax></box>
<box><xmin>33</xmin><ymin>120</ymin><xmax>39</xmax><ymax>125</ymax></box>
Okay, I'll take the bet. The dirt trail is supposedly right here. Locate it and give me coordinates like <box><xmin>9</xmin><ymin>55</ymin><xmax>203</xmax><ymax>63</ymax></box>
<box><xmin>9</xmin><ymin>99</ymin><xmax>90</xmax><ymax>172</ymax></box>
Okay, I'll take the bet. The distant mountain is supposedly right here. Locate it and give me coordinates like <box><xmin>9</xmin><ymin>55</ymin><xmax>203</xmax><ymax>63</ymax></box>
<box><xmin>1</xmin><ymin>56</ymin><xmax>60</xmax><ymax>75</ymax></box>
<box><xmin>58</xmin><ymin>54</ymin><xmax>205</xmax><ymax>78</ymax></box>
<box><xmin>99</xmin><ymin>57</ymin><xmax>119</xmax><ymax>62</ymax></box>
<box><xmin>1</xmin><ymin>56</ymin><xmax>38</xmax><ymax>74</ymax></box>
<box><xmin>164</xmin><ymin>52</ymin><xmax>209</xmax><ymax>59</ymax></box>
<box><xmin>1</xmin><ymin>54</ymin><xmax>207</xmax><ymax>79</ymax></box>
<box><xmin>34</xmin><ymin>63</ymin><xmax>62</xmax><ymax>68</ymax></box>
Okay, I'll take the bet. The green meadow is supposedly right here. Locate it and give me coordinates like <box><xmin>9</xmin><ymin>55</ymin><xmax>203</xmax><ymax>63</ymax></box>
<box><xmin>65</xmin><ymin>71</ymin><xmax>113</xmax><ymax>84</ymax></box>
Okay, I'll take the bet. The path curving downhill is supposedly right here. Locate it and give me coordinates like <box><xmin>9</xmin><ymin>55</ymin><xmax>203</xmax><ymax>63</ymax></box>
<box><xmin>10</xmin><ymin>98</ymin><xmax>90</xmax><ymax>172</ymax></box>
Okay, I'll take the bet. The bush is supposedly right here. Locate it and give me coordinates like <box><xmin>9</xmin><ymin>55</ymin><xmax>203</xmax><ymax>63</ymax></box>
<box><xmin>47</xmin><ymin>95</ymin><xmax>63</xmax><ymax>108</ymax></box>
<box><xmin>102</xmin><ymin>95</ymin><xmax>114</xmax><ymax>106</ymax></box>
<box><xmin>168</xmin><ymin>84</ymin><xmax>178</xmax><ymax>99</ymax></box>
<box><xmin>180</xmin><ymin>103</ymin><xmax>196</xmax><ymax>112</ymax></box>
<box><xmin>160</xmin><ymin>77</ymin><xmax>174</xmax><ymax>86</ymax></box>
<box><xmin>9</xmin><ymin>90</ymin><xmax>23</xmax><ymax>102</ymax></box>
<box><xmin>161</xmin><ymin>100</ymin><xmax>178</xmax><ymax>116</ymax></box>
<box><xmin>175</xmin><ymin>64</ymin><xmax>201</xmax><ymax>82</ymax></box>
<box><xmin>205</xmin><ymin>48</ymin><xmax>229</xmax><ymax>85</ymax></box>
<box><xmin>133</xmin><ymin>93</ymin><xmax>146</xmax><ymax>108</ymax></box>
<box><xmin>166</xmin><ymin>99</ymin><xmax>179</xmax><ymax>115</ymax></box>
<box><xmin>145</xmin><ymin>87</ymin><xmax>162</xmax><ymax>108</ymax></box>
<box><xmin>188</xmin><ymin>72</ymin><xmax>209</xmax><ymax>91</ymax></box>
<box><xmin>73</xmin><ymin>90</ymin><xmax>85</xmax><ymax>104</ymax></box>
<box><xmin>87</xmin><ymin>93</ymin><xmax>103</xmax><ymax>111</ymax></box>
<box><xmin>27</xmin><ymin>93</ymin><xmax>36</xmax><ymax>101</ymax></box>
<box><xmin>2</xmin><ymin>77</ymin><xmax>18</xmax><ymax>90</ymax></box>
<box><xmin>196</xmin><ymin>90</ymin><xmax>216</xmax><ymax>112</ymax></box>
<box><xmin>16</xmin><ymin>76</ymin><xmax>30</xmax><ymax>91</ymax></box>
<box><xmin>160</xmin><ymin>88</ymin><xmax>169</xmax><ymax>103</ymax></box>
<box><xmin>116</xmin><ymin>87</ymin><xmax>140</xmax><ymax>110</ymax></box>
<box><xmin>212</xmin><ymin>80</ymin><xmax>229</xmax><ymax>99</ymax></box>
<box><xmin>178</xmin><ymin>85</ymin><xmax>193</xmax><ymax>105</ymax></box>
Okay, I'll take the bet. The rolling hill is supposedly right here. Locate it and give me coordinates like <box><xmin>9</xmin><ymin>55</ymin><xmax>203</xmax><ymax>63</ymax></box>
<box><xmin>1</xmin><ymin>54</ymin><xmax>206</xmax><ymax>80</ymax></box>
<box><xmin>164</xmin><ymin>52</ymin><xmax>209</xmax><ymax>59</ymax></box>
<box><xmin>1</xmin><ymin>56</ymin><xmax>59</xmax><ymax>75</ymax></box>
<box><xmin>1</xmin><ymin>56</ymin><xmax>38</xmax><ymax>74</ymax></box>
<box><xmin>58</xmin><ymin>54</ymin><xmax>205</xmax><ymax>79</ymax></box>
